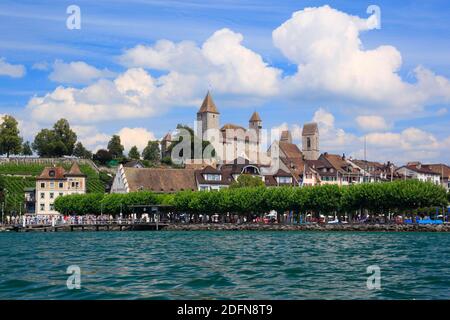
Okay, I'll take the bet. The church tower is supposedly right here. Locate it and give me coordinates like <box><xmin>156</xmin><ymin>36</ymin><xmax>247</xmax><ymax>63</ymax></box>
<box><xmin>302</xmin><ymin>122</ymin><xmax>319</xmax><ymax>160</ymax></box>
<box><xmin>196</xmin><ymin>91</ymin><xmax>220</xmax><ymax>141</ymax></box>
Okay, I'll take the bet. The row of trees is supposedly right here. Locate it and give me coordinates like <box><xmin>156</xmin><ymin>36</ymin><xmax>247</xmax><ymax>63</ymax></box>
<box><xmin>54</xmin><ymin>180</ymin><xmax>449</xmax><ymax>218</ymax></box>
<box><xmin>0</xmin><ymin>115</ymin><xmax>161</xmax><ymax>165</ymax></box>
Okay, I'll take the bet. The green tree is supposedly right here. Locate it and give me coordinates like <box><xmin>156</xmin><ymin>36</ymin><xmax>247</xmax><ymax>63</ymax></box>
<box><xmin>93</xmin><ymin>149</ymin><xmax>113</xmax><ymax>165</ymax></box>
<box><xmin>128</xmin><ymin>146</ymin><xmax>140</xmax><ymax>160</ymax></box>
<box><xmin>0</xmin><ymin>115</ymin><xmax>22</xmax><ymax>157</ymax></box>
<box><xmin>142</xmin><ymin>140</ymin><xmax>160</xmax><ymax>162</ymax></box>
<box><xmin>107</xmin><ymin>135</ymin><xmax>124</xmax><ymax>158</ymax></box>
<box><xmin>32</xmin><ymin>119</ymin><xmax>77</xmax><ymax>157</ymax></box>
<box><xmin>21</xmin><ymin>141</ymin><xmax>33</xmax><ymax>156</ymax></box>
<box><xmin>229</xmin><ymin>174</ymin><xmax>265</xmax><ymax>188</ymax></box>
<box><xmin>73</xmin><ymin>142</ymin><xmax>92</xmax><ymax>159</ymax></box>
<box><xmin>167</xmin><ymin>124</ymin><xmax>215</xmax><ymax>162</ymax></box>
<box><xmin>53</xmin><ymin>119</ymin><xmax>77</xmax><ymax>155</ymax></box>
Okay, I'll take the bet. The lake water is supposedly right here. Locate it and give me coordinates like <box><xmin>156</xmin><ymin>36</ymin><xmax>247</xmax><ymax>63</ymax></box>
<box><xmin>1</xmin><ymin>231</ymin><xmax>449</xmax><ymax>299</ymax></box>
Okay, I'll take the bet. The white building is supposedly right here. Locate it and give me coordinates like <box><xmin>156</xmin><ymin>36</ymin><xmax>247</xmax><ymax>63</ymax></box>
<box><xmin>396</xmin><ymin>163</ymin><xmax>441</xmax><ymax>185</ymax></box>
<box><xmin>35</xmin><ymin>163</ymin><xmax>86</xmax><ymax>215</ymax></box>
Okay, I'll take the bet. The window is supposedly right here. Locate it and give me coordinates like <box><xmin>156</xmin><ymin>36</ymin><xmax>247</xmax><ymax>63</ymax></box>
<box><xmin>50</xmin><ymin>182</ymin><xmax>54</xmax><ymax>188</ymax></box>
<box><xmin>59</xmin><ymin>182</ymin><xmax>64</xmax><ymax>188</ymax></box>
<box><xmin>40</xmin><ymin>193</ymin><xmax>45</xmax><ymax>199</ymax></box>
<box><xmin>71</xmin><ymin>181</ymin><xmax>80</xmax><ymax>188</ymax></box>
<box><xmin>59</xmin><ymin>193</ymin><xmax>64</xmax><ymax>197</ymax></box>
<box><xmin>50</xmin><ymin>193</ymin><xmax>54</xmax><ymax>199</ymax></box>
<box><xmin>50</xmin><ymin>203</ymin><xmax>54</xmax><ymax>211</ymax></box>
<box><xmin>40</xmin><ymin>204</ymin><xmax>45</xmax><ymax>211</ymax></box>
<box><xmin>277</xmin><ymin>176</ymin><xmax>292</xmax><ymax>184</ymax></box>
<box><xmin>49</xmin><ymin>170</ymin><xmax>55</xmax><ymax>177</ymax></box>
<box><xmin>204</xmin><ymin>174</ymin><xmax>221</xmax><ymax>181</ymax></box>
<box><xmin>40</xmin><ymin>182</ymin><xmax>45</xmax><ymax>188</ymax></box>
<box><xmin>307</xmin><ymin>137</ymin><xmax>311</xmax><ymax>149</ymax></box>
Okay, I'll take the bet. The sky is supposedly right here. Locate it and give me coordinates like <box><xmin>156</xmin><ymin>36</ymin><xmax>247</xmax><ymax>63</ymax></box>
<box><xmin>0</xmin><ymin>0</ymin><xmax>449</xmax><ymax>164</ymax></box>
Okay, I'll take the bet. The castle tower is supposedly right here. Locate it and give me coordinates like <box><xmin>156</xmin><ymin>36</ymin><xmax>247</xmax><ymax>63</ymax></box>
<box><xmin>160</xmin><ymin>132</ymin><xmax>172</xmax><ymax>158</ymax></box>
<box><xmin>249</xmin><ymin>111</ymin><xmax>262</xmax><ymax>132</ymax></box>
<box><xmin>196</xmin><ymin>91</ymin><xmax>220</xmax><ymax>141</ymax></box>
<box><xmin>302</xmin><ymin>122</ymin><xmax>319</xmax><ymax>160</ymax></box>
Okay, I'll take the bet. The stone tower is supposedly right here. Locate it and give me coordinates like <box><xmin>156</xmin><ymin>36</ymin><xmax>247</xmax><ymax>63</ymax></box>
<box><xmin>160</xmin><ymin>132</ymin><xmax>172</xmax><ymax>158</ymax></box>
<box><xmin>302</xmin><ymin>122</ymin><xmax>319</xmax><ymax>160</ymax></box>
<box><xmin>249</xmin><ymin>111</ymin><xmax>262</xmax><ymax>132</ymax></box>
<box><xmin>249</xmin><ymin>111</ymin><xmax>262</xmax><ymax>142</ymax></box>
<box><xmin>196</xmin><ymin>91</ymin><xmax>220</xmax><ymax>141</ymax></box>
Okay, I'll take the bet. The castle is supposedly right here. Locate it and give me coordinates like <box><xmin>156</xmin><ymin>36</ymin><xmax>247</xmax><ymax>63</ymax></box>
<box><xmin>161</xmin><ymin>91</ymin><xmax>320</xmax><ymax>164</ymax></box>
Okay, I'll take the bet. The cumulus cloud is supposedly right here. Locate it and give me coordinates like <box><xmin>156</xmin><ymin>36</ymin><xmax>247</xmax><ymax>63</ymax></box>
<box><xmin>0</xmin><ymin>57</ymin><xmax>25</xmax><ymax>78</ymax></box>
<box><xmin>117</xmin><ymin>127</ymin><xmax>156</xmax><ymax>152</ymax></box>
<box><xmin>363</xmin><ymin>128</ymin><xmax>444</xmax><ymax>163</ymax></box>
<box><xmin>49</xmin><ymin>60</ymin><xmax>115</xmax><ymax>84</ymax></box>
<box><xmin>26</xmin><ymin>29</ymin><xmax>280</xmax><ymax>125</ymax></box>
<box><xmin>356</xmin><ymin>115</ymin><xmax>389</xmax><ymax>131</ymax></box>
<box><xmin>119</xmin><ymin>28</ymin><xmax>281</xmax><ymax>96</ymax></box>
<box><xmin>307</xmin><ymin>109</ymin><xmax>449</xmax><ymax>164</ymax></box>
<box><xmin>26</xmin><ymin>68</ymin><xmax>163</xmax><ymax>124</ymax></box>
<box><xmin>71</xmin><ymin>125</ymin><xmax>110</xmax><ymax>152</ymax></box>
<box><xmin>272</xmin><ymin>5</ymin><xmax>450</xmax><ymax>116</ymax></box>
<box><xmin>312</xmin><ymin>108</ymin><xmax>358</xmax><ymax>153</ymax></box>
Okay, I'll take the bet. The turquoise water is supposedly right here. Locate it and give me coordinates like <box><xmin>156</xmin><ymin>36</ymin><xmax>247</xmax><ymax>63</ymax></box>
<box><xmin>1</xmin><ymin>231</ymin><xmax>450</xmax><ymax>299</ymax></box>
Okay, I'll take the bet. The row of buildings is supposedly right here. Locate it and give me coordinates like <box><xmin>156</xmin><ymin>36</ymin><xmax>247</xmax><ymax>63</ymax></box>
<box><xmin>110</xmin><ymin>92</ymin><xmax>450</xmax><ymax>194</ymax></box>
<box><xmin>26</xmin><ymin>92</ymin><xmax>450</xmax><ymax>215</ymax></box>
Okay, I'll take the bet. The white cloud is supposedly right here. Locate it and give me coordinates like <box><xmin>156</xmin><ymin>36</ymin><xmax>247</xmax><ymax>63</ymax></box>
<box><xmin>119</xmin><ymin>28</ymin><xmax>281</xmax><ymax>96</ymax></box>
<box><xmin>117</xmin><ymin>127</ymin><xmax>156</xmax><ymax>152</ymax></box>
<box><xmin>72</xmin><ymin>125</ymin><xmax>110</xmax><ymax>152</ymax></box>
<box><xmin>0</xmin><ymin>57</ymin><xmax>25</xmax><ymax>78</ymax></box>
<box><xmin>311</xmin><ymin>108</ymin><xmax>359</xmax><ymax>154</ymax></box>
<box><xmin>26</xmin><ymin>28</ymin><xmax>280</xmax><ymax>125</ymax></box>
<box><xmin>356</xmin><ymin>115</ymin><xmax>389</xmax><ymax>131</ymax></box>
<box><xmin>49</xmin><ymin>60</ymin><xmax>115</xmax><ymax>84</ymax></box>
<box><xmin>26</xmin><ymin>69</ymin><xmax>161</xmax><ymax>124</ymax></box>
<box><xmin>272</xmin><ymin>5</ymin><xmax>450</xmax><ymax>116</ymax></box>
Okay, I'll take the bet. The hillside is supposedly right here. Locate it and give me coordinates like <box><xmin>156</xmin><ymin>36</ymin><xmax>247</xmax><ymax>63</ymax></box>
<box><xmin>0</xmin><ymin>162</ymin><xmax>106</xmax><ymax>213</ymax></box>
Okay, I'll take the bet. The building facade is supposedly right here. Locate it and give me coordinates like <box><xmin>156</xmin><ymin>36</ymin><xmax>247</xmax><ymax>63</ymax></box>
<box><xmin>35</xmin><ymin>163</ymin><xmax>86</xmax><ymax>215</ymax></box>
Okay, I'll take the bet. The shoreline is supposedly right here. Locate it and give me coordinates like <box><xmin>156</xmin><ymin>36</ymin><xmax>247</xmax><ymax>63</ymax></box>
<box><xmin>164</xmin><ymin>223</ymin><xmax>450</xmax><ymax>232</ymax></box>
<box><xmin>2</xmin><ymin>223</ymin><xmax>450</xmax><ymax>232</ymax></box>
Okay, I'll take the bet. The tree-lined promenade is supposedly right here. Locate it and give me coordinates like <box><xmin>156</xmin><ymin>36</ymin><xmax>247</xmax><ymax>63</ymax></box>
<box><xmin>54</xmin><ymin>180</ymin><xmax>449</xmax><ymax>222</ymax></box>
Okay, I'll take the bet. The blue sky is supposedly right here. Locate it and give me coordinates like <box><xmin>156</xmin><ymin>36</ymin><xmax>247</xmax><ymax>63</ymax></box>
<box><xmin>1</xmin><ymin>0</ymin><xmax>449</xmax><ymax>163</ymax></box>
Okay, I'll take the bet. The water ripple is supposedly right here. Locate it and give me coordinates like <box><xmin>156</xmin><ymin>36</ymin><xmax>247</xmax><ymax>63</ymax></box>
<box><xmin>1</xmin><ymin>231</ymin><xmax>450</xmax><ymax>299</ymax></box>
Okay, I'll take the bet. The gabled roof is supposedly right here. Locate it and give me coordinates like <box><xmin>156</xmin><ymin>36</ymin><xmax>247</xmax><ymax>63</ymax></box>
<box><xmin>423</xmin><ymin>164</ymin><xmax>450</xmax><ymax>177</ymax></box>
<box><xmin>162</xmin><ymin>132</ymin><xmax>172</xmax><ymax>142</ymax></box>
<box><xmin>123</xmin><ymin>160</ymin><xmax>144</xmax><ymax>168</ymax></box>
<box><xmin>249</xmin><ymin>111</ymin><xmax>261</xmax><ymax>122</ymax></box>
<box><xmin>200</xmin><ymin>165</ymin><xmax>221</xmax><ymax>174</ymax></box>
<box><xmin>197</xmin><ymin>91</ymin><xmax>219</xmax><ymax>114</ymax></box>
<box><xmin>302</xmin><ymin>122</ymin><xmax>318</xmax><ymax>136</ymax></box>
<box><xmin>399</xmin><ymin>164</ymin><xmax>440</xmax><ymax>175</ymax></box>
<box><xmin>66</xmin><ymin>162</ymin><xmax>86</xmax><ymax>177</ymax></box>
<box><xmin>37</xmin><ymin>166</ymin><xmax>67</xmax><ymax>180</ymax></box>
<box><xmin>220</xmin><ymin>123</ymin><xmax>246</xmax><ymax>131</ymax></box>
<box><xmin>123</xmin><ymin>167</ymin><xmax>197</xmax><ymax>193</ymax></box>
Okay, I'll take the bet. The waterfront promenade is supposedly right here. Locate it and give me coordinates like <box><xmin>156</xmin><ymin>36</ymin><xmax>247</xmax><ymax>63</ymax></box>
<box><xmin>2</xmin><ymin>220</ymin><xmax>450</xmax><ymax>232</ymax></box>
